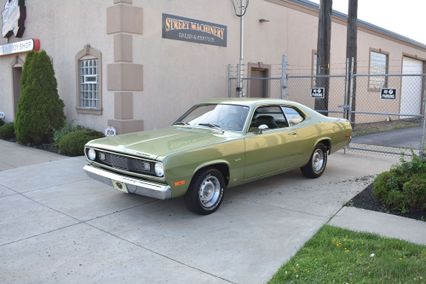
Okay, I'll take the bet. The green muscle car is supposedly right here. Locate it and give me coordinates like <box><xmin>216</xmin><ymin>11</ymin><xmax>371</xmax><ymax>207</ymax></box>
<box><xmin>84</xmin><ymin>98</ymin><xmax>352</xmax><ymax>215</ymax></box>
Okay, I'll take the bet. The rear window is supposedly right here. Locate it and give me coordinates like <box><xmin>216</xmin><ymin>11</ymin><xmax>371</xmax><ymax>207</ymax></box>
<box><xmin>282</xmin><ymin>106</ymin><xmax>304</xmax><ymax>126</ymax></box>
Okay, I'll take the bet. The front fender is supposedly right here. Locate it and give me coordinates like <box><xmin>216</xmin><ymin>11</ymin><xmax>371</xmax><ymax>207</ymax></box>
<box><xmin>193</xmin><ymin>159</ymin><xmax>230</xmax><ymax>176</ymax></box>
<box><xmin>163</xmin><ymin>140</ymin><xmax>244</xmax><ymax>198</ymax></box>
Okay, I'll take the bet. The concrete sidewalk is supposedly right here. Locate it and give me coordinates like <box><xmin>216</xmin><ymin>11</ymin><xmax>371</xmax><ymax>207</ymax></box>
<box><xmin>0</xmin><ymin>140</ymin><xmax>64</xmax><ymax>171</ymax></box>
<box><xmin>0</xmin><ymin>141</ymin><xmax>411</xmax><ymax>283</ymax></box>
<box><xmin>329</xmin><ymin>206</ymin><xmax>426</xmax><ymax>246</ymax></box>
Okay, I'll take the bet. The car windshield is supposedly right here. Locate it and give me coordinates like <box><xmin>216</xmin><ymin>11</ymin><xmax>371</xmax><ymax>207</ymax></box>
<box><xmin>175</xmin><ymin>104</ymin><xmax>249</xmax><ymax>132</ymax></box>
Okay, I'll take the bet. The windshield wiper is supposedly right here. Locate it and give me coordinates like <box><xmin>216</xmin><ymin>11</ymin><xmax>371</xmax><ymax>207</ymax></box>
<box><xmin>198</xmin><ymin>123</ymin><xmax>223</xmax><ymax>132</ymax></box>
<box><xmin>173</xmin><ymin>121</ymin><xmax>189</xmax><ymax>126</ymax></box>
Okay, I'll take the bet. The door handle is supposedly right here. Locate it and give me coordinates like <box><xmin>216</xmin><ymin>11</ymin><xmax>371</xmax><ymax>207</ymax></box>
<box><xmin>288</xmin><ymin>132</ymin><xmax>297</xmax><ymax>136</ymax></box>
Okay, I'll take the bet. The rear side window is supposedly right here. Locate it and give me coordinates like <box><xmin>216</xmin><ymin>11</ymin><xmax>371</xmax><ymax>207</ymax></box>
<box><xmin>282</xmin><ymin>106</ymin><xmax>304</xmax><ymax>126</ymax></box>
<box><xmin>249</xmin><ymin>106</ymin><xmax>288</xmax><ymax>132</ymax></box>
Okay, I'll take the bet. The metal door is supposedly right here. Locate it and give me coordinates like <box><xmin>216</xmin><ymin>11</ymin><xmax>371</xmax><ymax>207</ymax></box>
<box><xmin>401</xmin><ymin>57</ymin><xmax>423</xmax><ymax>117</ymax></box>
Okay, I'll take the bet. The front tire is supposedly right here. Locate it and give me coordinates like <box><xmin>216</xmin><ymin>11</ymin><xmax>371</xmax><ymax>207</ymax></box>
<box><xmin>184</xmin><ymin>168</ymin><xmax>225</xmax><ymax>215</ymax></box>
<box><xmin>301</xmin><ymin>143</ymin><xmax>328</xmax><ymax>178</ymax></box>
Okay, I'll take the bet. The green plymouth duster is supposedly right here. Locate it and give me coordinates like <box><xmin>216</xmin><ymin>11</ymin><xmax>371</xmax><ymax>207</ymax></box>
<box><xmin>84</xmin><ymin>98</ymin><xmax>352</xmax><ymax>214</ymax></box>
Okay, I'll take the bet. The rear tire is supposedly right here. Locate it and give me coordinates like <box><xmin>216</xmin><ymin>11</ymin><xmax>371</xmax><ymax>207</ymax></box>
<box><xmin>301</xmin><ymin>143</ymin><xmax>328</xmax><ymax>178</ymax></box>
<box><xmin>184</xmin><ymin>168</ymin><xmax>225</xmax><ymax>215</ymax></box>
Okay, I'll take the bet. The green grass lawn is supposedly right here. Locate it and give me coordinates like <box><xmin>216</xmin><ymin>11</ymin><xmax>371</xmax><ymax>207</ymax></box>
<box><xmin>269</xmin><ymin>225</ymin><xmax>426</xmax><ymax>283</ymax></box>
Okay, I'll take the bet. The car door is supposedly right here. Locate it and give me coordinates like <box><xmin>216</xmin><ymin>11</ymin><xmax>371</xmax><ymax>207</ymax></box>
<box><xmin>243</xmin><ymin>105</ymin><xmax>299</xmax><ymax>181</ymax></box>
<box><xmin>282</xmin><ymin>105</ymin><xmax>313</xmax><ymax>166</ymax></box>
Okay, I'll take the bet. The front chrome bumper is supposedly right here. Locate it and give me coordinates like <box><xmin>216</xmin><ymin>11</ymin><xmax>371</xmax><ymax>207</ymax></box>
<box><xmin>83</xmin><ymin>164</ymin><xmax>172</xmax><ymax>200</ymax></box>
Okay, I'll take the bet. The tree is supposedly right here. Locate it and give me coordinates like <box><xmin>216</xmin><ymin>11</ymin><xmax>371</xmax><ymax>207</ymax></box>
<box><xmin>15</xmin><ymin>50</ymin><xmax>65</xmax><ymax>144</ymax></box>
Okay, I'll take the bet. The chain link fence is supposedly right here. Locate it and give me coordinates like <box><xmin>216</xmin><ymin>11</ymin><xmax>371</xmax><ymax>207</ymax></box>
<box><xmin>227</xmin><ymin>63</ymin><xmax>285</xmax><ymax>99</ymax></box>
<box><xmin>348</xmin><ymin>74</ymin><xmax>426</xmax><ymax>156</ymax></box>
<box><xmin>228</xmin><ymin>58</ymin><xmax>426</xmax><ymax>156</ymax></box>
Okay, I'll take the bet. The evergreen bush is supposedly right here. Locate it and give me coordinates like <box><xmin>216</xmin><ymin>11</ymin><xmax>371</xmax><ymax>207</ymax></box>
<box><xmin>53</xmin><ymin>124</ymin><xmax>81</xmax><ymax>146</ymax></box>
<box><xmin>57</xmin><ymin>128</ymin><xmax>103</xmax><ymax>156</ymax></box>
<box><xmin>0</xmin><ymin>122</ymin><xmax>15</xmax><ymax>139</ymax></box>
<box><xmin>373</xmin><ymin>154</ymin><xmax>426</xmax><ymax>213</ymax></box>
<box><xmin>15</xmin><ymin>51</ymin><xmax>65</xmax><ymax>145</ymax></box>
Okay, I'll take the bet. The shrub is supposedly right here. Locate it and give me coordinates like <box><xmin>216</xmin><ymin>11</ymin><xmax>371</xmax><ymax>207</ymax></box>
<box><xmin>403</xmin><ymin>174</ymin><xmax>426</xmax><ymax>210</ymax></box>
<box><xmin>373</xmin><ymin>154</ymin><xmax>426</xmax><ymax>213</ymax></box>
<box><xmin>57</xmin><ymin>128</ymin><xmax>103</xmax><ymax>156</ymax></box>
<box><xmin>53</xmin><ymin>124</ymin><xmax>82</xmax><ymax>146</ymax></box>
<box><xmin>0</xmin><ymin>122</ymin><xmax>15</xmax><ymax>139</ymax></box>
<box><xmin>15</xmin><ymin>50</ymin><xmax>65</xmax><ymax>145</ymax></box>
<box><xmin>0</xmin><ymin>119</ymin><xmax>4</xmax><ymax>127</ymax></box>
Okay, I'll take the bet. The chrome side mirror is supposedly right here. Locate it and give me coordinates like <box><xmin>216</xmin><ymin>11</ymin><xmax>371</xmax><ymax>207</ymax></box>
<box><xmin>256</xmin><ymin>124</ymin><xmax>269</xmax><ymax>134</ymax></box>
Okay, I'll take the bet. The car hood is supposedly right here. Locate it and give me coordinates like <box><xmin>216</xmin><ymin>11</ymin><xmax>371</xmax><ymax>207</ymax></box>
<box><xmin>86</xmin><ymin>126</ymin><xmax>238</xmax><ymax>160</ymax></box>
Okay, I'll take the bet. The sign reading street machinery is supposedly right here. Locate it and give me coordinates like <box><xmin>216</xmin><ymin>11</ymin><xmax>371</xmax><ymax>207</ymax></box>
<box><xmin>162</xmin><ymin>14</ymin><xmax>227</xmax><ymax>47</ymax></box>
<box><xmin>2</xmin><ymin>0</ymin><xmax>26</xmax><ymax>38</ymax></box>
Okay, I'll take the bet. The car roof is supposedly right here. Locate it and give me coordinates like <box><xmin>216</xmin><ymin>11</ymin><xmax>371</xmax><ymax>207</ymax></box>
<box><xmin>200</xmin><ymin>98</ymin><xmax>302</xmax><ymax>108</ymax></box>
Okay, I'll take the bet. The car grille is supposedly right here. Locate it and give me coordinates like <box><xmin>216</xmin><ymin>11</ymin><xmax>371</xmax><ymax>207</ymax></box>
<box><xmin>94</xmin><ymin>150</ymin><xmax>155</xmax><ymax>176</ymax></box>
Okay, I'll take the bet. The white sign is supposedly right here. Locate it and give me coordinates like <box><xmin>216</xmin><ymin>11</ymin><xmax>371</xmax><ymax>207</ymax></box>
<box><xmin>2</xmin><ymin>0</ymin><xmax>25</xmax><ymax>38</ymax></box>
<box><xmin>0</xmin><ymin>38</ymin><xmax>38</xmax><ymax>57</ymax></box>
<box><xmin>311</xmin><ymin>87</ymin><xmax>325</xmax><ymax>98</ymax></box>
<box><xmin>104</xmin><ymin>126</ymin><xmax>117</xmax><ymax>137</ymax></box>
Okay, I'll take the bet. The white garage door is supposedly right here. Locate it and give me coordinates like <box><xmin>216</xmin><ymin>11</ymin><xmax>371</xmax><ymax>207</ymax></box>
<box><xmin>400</xmin><ymin>57</ymin><xmax>423</xmax><ymax>117</ymax></box>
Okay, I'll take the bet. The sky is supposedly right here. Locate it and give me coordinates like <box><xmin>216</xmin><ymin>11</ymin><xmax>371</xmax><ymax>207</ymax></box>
<box><xmin>309</xmin><ymin>0</ymin><xmax>426</xmax><ymax>45</ymax></box>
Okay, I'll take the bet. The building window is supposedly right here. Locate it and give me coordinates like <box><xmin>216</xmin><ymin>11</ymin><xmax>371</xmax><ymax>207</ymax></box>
<box><xmin>75</xmin><ymin>45</ymin><xmax>102</xmax><ymax>114</ymax></box>
<box><xmin>79</xmin><ymin>58</ymin><xmax>99</xmax><ymax>108</ymax></box>
<box><xmin>368</xmin><ymin>50</ymin><xmax>388</xmax><ymax>90</ymax></box>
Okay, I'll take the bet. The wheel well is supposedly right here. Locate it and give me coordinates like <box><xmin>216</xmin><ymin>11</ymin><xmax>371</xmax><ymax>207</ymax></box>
<box><xmin>318</xmin><ymin>139</ymin><xmax>331</xmax><ymax>153</ymax></box>
<box><xmin>195</xmin><ymin>163</ymin><xmax>230</xmax><ymax>186</ymax></box>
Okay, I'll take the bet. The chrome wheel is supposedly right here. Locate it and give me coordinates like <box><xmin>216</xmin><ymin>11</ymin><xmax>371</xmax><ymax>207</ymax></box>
<box><xmin>198</xmin><ymin>175</ymin><xmax>222</xmax><ymax>209</ymax></box>
<box><xmin>185</xmin><ymin>168</ymin><xmax>225</xmax><ymax>215</ymax></box>
<box><xmin>312</xmin><ymin>148</ymin><xmax>325</xmax><ymax>174</ymax></box>
<box><xmin>301</xmin><ymin>143</ymin><xmax>328</xmax><ymax>178</ymax></box>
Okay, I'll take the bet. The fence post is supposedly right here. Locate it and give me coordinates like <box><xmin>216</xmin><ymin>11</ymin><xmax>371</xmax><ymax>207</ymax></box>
<box><xmin>420</xmin><ymin>74</ymin><xmax>426</xmax><ymax>157</ymax></box>
<box><xmin>344</xmin><ymin>58</ymin><xmax>350</xmax><ymax>120</ymax></box>
<box><xmin>348</xmin><ymin>57</ymin><xmax>355</xmax><ymax>126</ymax></box>
<box><xmin>281</xmin><ymin>54</ymin><xmax>288</xmax><ymax>100</ymax></box>
<box><xmin>227</xmin><ymin>64</ymin><xmax>231</xmax><ymax>97</ymax></box>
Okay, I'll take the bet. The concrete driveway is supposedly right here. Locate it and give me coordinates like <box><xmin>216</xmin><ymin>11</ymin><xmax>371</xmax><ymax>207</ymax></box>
<box><xmin>0</xmin><ymin>151</ymin><xmax>397</xmax><ymax>283</ymax></box>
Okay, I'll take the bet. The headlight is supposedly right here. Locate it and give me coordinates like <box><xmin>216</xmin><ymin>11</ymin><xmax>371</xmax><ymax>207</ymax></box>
<box><xmin>154</xmin><ymin>162</ymin><xmax>164</xmax><ymax>177</ymax></box>
<box><xmin>87</xmin><ymin>148</ymin><xmax>96</xmax><ymax>161</ymax></box>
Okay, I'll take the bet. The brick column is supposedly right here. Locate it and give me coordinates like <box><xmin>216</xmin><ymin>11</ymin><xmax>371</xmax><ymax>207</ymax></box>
<box><xmin>106</xmin><ymin>0</ymin><xmax>144</xmax><ymax>133</ymax></box>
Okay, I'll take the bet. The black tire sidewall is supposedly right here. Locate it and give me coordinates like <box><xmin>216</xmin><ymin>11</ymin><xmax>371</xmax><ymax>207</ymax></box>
<box><xmin>302</xmin><ymin>144</ymin><xmax>328</xmax><ymax>178</ymax></box>
<box><xmin>185</xmin><ymin>168</ymin><xmax>225</xmax><ymax>215</ymax></box>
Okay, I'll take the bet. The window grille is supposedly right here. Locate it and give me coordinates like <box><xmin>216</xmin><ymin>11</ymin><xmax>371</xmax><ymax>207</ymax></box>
<box><xmin>369</xmin><ymin>51</ymin><xmax>388</xmax><ymax>90</ymax></box>
<box><xmin>79</xmin><ymin>58</ymin><xmax>99</xmax><ymax>108</ymax></box>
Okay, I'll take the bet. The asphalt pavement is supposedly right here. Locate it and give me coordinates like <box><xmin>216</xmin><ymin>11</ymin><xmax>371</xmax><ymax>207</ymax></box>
<box><xmin>352</xmin><ymin>127</ymin><xmax>423</xmax><ymax>149</ymax></box>
<box><xmin>1</xmin><ymin>142</ymin><xmax>425</xmax><ymax>283</ymax></box>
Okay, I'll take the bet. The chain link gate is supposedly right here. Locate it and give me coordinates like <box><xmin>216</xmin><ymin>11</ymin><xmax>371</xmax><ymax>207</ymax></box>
<box><xmin>228</xmin><ymin>57</ymin><xmax>426</xmax><ymax>157</ymax></box>
<box><xmin>348</xmin><ymin>73</ymin><xmax>426</xmax><ymax>157</ymax></box>
<box><xmin>227</xmin><ymin>55</ymin><xmax>288</xmax><ymax>99</ymax></box>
